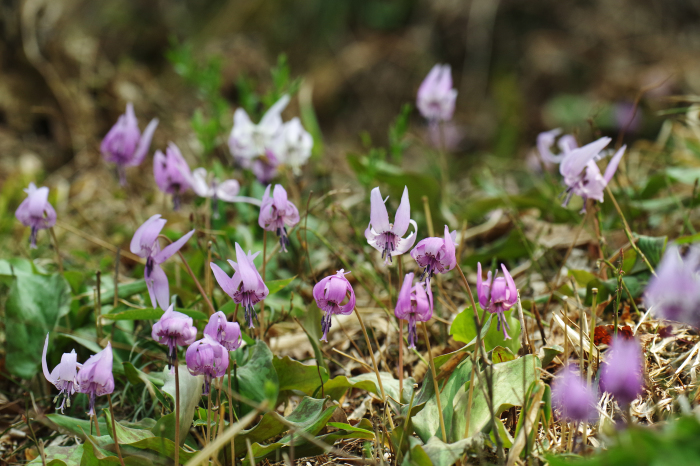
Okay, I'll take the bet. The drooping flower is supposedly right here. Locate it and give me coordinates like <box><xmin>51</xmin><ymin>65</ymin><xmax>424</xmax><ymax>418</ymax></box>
<box><xmin>365</xmin><ymin>186</ymin><xmax>418</xmax><ymax>265</ymax></box>
<box><xmin>258</xmin><ymin>184</ymin><xmax>300</xmax><ymax>252</ymax></box>
<box><xmin>101</xmin><ymin>102</ymin><xmax>159</xmax><ymax>185</ymax></box>
<box><xmin>394</xmin><ymin>273</ymin><xmax>433</xmax><ymax>349</ymax></box>
<box><xmin>313</xmin><ymin>270</ymin><xmax>356</xmax><ymax>342</ymax></box>
<box><xmin>600</xmin><ymin>337</ymin><xmax>644</xmax><ymax>406</ymax></box>
<box><xmin>77</xmin><ymin>343</ymin><xmax>114</xmax><ymax>416</ymax></box>
<box><xmin>153</xmin><ymin>143</ymin><xmax>193</xmax><ymax>210</ymax></box>
<box><xmin>417</xmin><ymin>64</ymin><xmax>457</xmax><ymax>122</ymax></box>
<box><xmin>410</xmin><ymin>225</ymin><xmax>457</xmax><ymax>283</ymax></box>
<box><xmin>645</xmin><ymin>244</ymin><xmax>700</xmax><ymax>327</ymax></box>
<box><xmin>130</xmin><ymin>215</ymin><xmax>195</xmax><ymax>310</ymax></box>
<box><xmin>228</xmin><ymin>95</ymin><xmax>289</xmax><ymax>162</ymax></box>
<box><xmin>269</xmin><ymin>117</ymin><xmax>313</xmax><ymax>174</ymax></box>
<box><xmin>185</xmin><ymin>334</ymin><xmax>229</xmax><ymax>395</ymax></box>
<box><xmin>15</xmin><ymin>182</ymin><xmax>57</xmax><ymax>249</ymax></box>
<box><xmin>151</xmin><ymin>304</ymin><xmax>197</xmax><ymax>366</ymax></box>
<box><xmin>42</xmin><ymin>335</ymin><xmax>80</xmax><ymax>413</ymax></box>
<box><xmin>552</xmin><ymin>366</ymin><xmax>598</xmax><ymax>422</ymax></box>
<box><xmin>210</xmin><ymin>243</ymin><xmax>269</xmax><ymax>329</ymax></box>
<box><xmin>559</xmin><ymin>137</ymin><xmax>626</xmax><ymax>208</ymax></box>
<box><xmin>476</xmin><ymin>263</ymin><xmax>518</xmax><ymax>340</ymax></box>
<box><xmin>204</xmin><ymin>311</ymin><xmax>242</xmax><ymax>351</ymax></box>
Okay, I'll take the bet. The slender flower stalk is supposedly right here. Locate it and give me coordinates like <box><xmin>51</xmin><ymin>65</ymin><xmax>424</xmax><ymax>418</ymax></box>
<box><xmin>312</xmin><ymin>270</ymin><xmax>356</xmax><ymax>342</ymax></box>
<box><xmin>101</xmin><ymin>102</ymin><xmax>158</xmax><ymax>185</ymax></box>
<box><xmin>365</xmin><ymin>186</ymin><xmax>418</xmax><ymax>265</ymax></box>
<box><xmin>210</xmin><ymin>243</ymin><xmax>269</xmax><ymax>329</ymax></box>
<box><xmin>41</xmin><ymin>335</ymin><xmax>80</xmax><ymax>413</ymax></box>
<box><xmin>394</xmin><ymin>273</ymin><xmax>433</xmax><ymax>349</ymax></box>
<box><xmin>258</xmin><ymin>184</ymin><xmax>300</xmax><ymax>252</ymax></box>
<box><xmin>476</xmin><ymin>263</ymin><xmax>518</xmax><ymax>339</ymax></box>
<box><xmin>153</xmin><ymin>143</ymin><xmax>193</xmax><ymax>210</ymax></box>
<box><xmin>77</xmin><ymin>343</ymin><xmax>114</xmax><ymax>416</ymax></box>
<box><xmin>130</xmin><ymin>215</ymin><xmax>195</xmax><ymax>309</ymax></box>
<box><xmin>410</xmin><ymin>225</ymin><xmax>457</xmax><ymax>283</ymax></box>
<box><xmin>15</xmin><ymin>182</ymin><xmax>57</xmax><ymax>249</ymax></box>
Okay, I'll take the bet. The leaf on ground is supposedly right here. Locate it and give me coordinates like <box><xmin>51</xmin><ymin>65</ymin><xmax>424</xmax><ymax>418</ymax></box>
<box><xmin>157</xmin><ymin>365</ymin><xmax>202</xmax><ymax>444</ymax></box>
<box><xmin>103</xmin><ymin>307</ymin><xmax>207</xmax><ymax>321</ymax></box>
<box><xmin>404</xmin><ymin>435</ymin><xmax>484</xmax><ymax>466</ymax></box>
<box><xmin>273</xmin><ymin>356</ymin><xmax>328</xmax><ymax>395</ymax></box>
<box><xmin>323</xmin><ymin>371</ymin><xmax>415</xmax><ymax>403</ymax></box>
<box><xmin>27</xmin><ymin>444</ymin><xmax>84</xmax><ymax>466</ymax></box>
<box><xmin>267</xmin><ymin>276</ymin><xmax>297</xmax><ymax>295</ymax></box>
<box><xmin>228</xmin><ymin>341</ymin><xmax>279</xmax><ymax>416</ymax></box>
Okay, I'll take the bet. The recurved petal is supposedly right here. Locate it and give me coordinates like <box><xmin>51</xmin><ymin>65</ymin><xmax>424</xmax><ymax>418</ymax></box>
<box><xmin>128</xmin><ymin>118</ymin><xmax>159</xmax><ymax>167</ymax></box>
<box><xmin>604</xmin><ymin>145</ymin><xmax>626</xmax><ymax>184</ymax></box>
<box><xmin>235</xmin><ymin>243</ymin><xmax>261</xmax><ymax>291</ymax></box>
<box><xmin>130</xmin><ymin>215</ymin><xmax>166</xmax><ymax>256</ymax></box>
<box><xmin>146</xmin><ymin>264</ymin><xmax>170</xmax><ymax>309</ymax></box>
<box><xmin>369</xmin><ymin>187</ymin><xmax>390</xmax><ymax>233</ymax></box>
<box><xmin>216</xmin><ymin>179</ymin><xmax>241</xmax><ymax>202</ymax></box>
<box><xmin>211</xmin><ymin>263</ymin><xmax>236</xmax><ymax>298</ymax></box>
<box><xmin>392</xmin><ymin>220</ymin><xmax>418</xmax><ymax>256</ymax></box>
<box><xmin>392</xmin><ymin>186</ymin><xmax>411</xmax><ymax>237</ymax></box>
<box><xmin>560</xmin><ymin>137</ymin><xmax>611</xmax><ymax>179</ymax></box>
<box><xmin>154</xmin><ymin>229</ymin><xmax>195</xmax><ymax>264</ymax></box>
<box><xmin>42</xmin><ymin>334</ymin><xmax>56</xmax><ymax>384</ymax></box>
<box><xmin>191</xmin><ymin>168</ymin><xmax>212</xmax><ymax>197</ymax></box>
<box><xmin>501</xmin><ymin>264</ymin><xmax>518</xmax><ymax>305</ymax></box>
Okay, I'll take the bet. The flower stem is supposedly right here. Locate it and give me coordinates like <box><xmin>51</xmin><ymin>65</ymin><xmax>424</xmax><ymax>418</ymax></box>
<box><xmin>95</xmin><ymin>271</ymin><xmax>103</xmax><ymax>340</ymax></box>
<box><xmin>353</xmin><ymin>307</ymin><xmax>386</xmax><ymax>401</ymax></box>
<box><xmin>49</xmin><ymin>227</ymin><xmax>64</xmax><ymax>275</ymax></box>
<box><xmin>260</xmin><ymin>230</ymin><xmax>266</xmax><ymax>342</ymax></box>
<box><xmin>397</xmin><ymin>383</ymin><xmax>418</xmax><ymax>463</ymax></box>
<box><xmin>107</xmin><ymin>395</ymin><xmax>125</xmax><ymax>466</ymax></box>
<box><xmin>397</xmin><ymin>259</ymin><xmax>404</xmax><ymax>401</ymax></box>
<box><xmin>227</xmin><ymin>362</ymin><xmax>235</xmax><ymax>465</ymax></box>
<box><xmin>456</xmin><ymin>263</ymin><xmax>481</xmax><ymax>440</ymax></box>
<box><xmin>93</xmin><ymin>413</ymin><xmax>101</xmax><ymax>436</ymax></box>
<box><xmin>422</xmin><ymin>322</ymin><xmax>447</xmax><ymax>442</ymax></box>
<box><xmin>174</xmin><ymin>360</ymin><xmax>181</xmax><ymax>465</ymax></box>
<box><xmin>207</xmin><ymin>389</ymin><xmax>212</xmax><ymax>449</ymax></box>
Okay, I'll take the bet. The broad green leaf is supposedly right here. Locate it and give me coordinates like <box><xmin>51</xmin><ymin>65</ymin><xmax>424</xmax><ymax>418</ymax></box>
<box><xmin>323</xmin><ymin>372</ymin><xmax>415</xmax><ymax>403</ymax></box>
<box><xmin>87</xmin><ymin>279</ymin><xmax>148</xmax><ymax>305</ymax></box>
<box><xmin>4</xmin><ymin>271</ymin><xmax>71</xmax><ymax>378</ymax></box>
<box><xmin>157</xmin><ymin>365</ymin><xmax>202</xmax><ymax>444</ymax></box>
<box><xmin>47</xmin><ymin>414</ymin><xmax>107</xmax><ymax>439</ymax></box>
<box><xmin>453</xmin><ymin>355</ymin><xmax>541</xmax><ymax>438</ymax></box>
<box><xmin>568</xmin><ymin>269</ymin><xmax>598</xmax><ymax>287</ymax></box>
<box><xmin>450</xmin><ymin>307</ymin><xmax>520</xmax><ymax>354</ymax></box>
<box><xmin>102</xmin><ymin>307</ymin><xmax>208</xmax><ymax>321</ymax></box>
<box><xmin>103</xmin><ymin>409</ymin><xmax>154</xmax><ymax>444</ymax></box>
<box><xmin>272</xmin><ymin>356</ymin><xmax>328</xmax><ymax>395</ymax></box>
<box><xmin>122</xmin><ymin>362</ymin><xmax>165</xmax><ymax>387</ymax></box>
<box><xmin>266</xmin><ymin>276</ymin><xmax>296</xmax><ymax>295</ymax></box>
<box><xmin>492</xmin><ymin>346</ymin><xmax>516</xmax><ymax>364</ymax></box>
<box><xmin>404</xmin><ymin>436</ymin><xmax>483</xmax><ymax>466</ymax></box>
<box><xmin>28</xmin><ymin>444</ymin><xmax>84</xmax><ymax>466</ymax></box>
<box><xmin>539</xmin><ymin>345</ymin><xmax>564</xmax><ymax>367</ymax></box>
<box><xmin>636</xmin><ymin>235</ymin><xmax>668</xmax><ymax>268</ymax></box>
<box><xmin>229</xmin><ymin>341</ymin><xmax>278</xmax><ymax>415</ymax></box>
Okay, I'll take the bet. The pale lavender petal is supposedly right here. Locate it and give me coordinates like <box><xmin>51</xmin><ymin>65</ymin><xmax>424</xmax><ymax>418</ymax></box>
<box><xmin>42</xmin><ymin>334</ymin><xmax>56</xmax><ymax>384</ymax></box>
<box><xmin>560</xmin><ymin>137</ymin><xmax>611</xmax><ymax>179</ymax></box>
<box><xmin>369</xmin><ymin>187</ymin><xmax>390</xmax><ymax>233</ymax></box>
<box><xmin>147</xmin><ymin>264</ymin><xmax>170</xmax><ymax>309</ymax></box>
<box><xmin>154</xmin><ymin>229</ymin><xmax>195</xmax><ymax>264</ymax></box>
<box><xmin>211</xmin><ymin>263</ymin><xmax>237</xmax><ymax>298</ymax></box>
<box><xmin>603</xmin><ymin>145</ymin><xmax>626</xmax><ymax>184</ymax></box>
<box><xmin>130</xmin><ymin>215</ymin><xmax>165</xmax><ymax>256</ymax></box>
<box><xmin>127</xmin><ymin>118</ymin><xmax>159</xmax><ymax>167</ymax></box>
<box><xmin>392</xmin><ymin>186</ymin><xmax>411</xmax><ymax>237</ymax></box>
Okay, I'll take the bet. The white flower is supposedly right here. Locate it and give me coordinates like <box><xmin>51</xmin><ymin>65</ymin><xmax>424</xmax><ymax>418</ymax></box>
<box><xmin>228</xmin><ymin>95</ymin><xmax>290</xmax><ymax>161</ymax></box>
<box><xmin>270</xmin><ymin>117</ymin><xmax>313</xmax><ymax>174</ymax></box>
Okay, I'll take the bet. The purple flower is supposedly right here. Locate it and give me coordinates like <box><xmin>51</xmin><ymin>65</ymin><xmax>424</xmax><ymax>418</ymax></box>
<box><xmin>204</xmin><ymin>311</ymin><xmax>242</xmax><ymax>351</ymax></box>
<box><xmin>42</xmin><ymin>335</ymin><xmax>80</xmax><ymax>413</ymax></box>
<box><xmin>313</xmin><ymin>270</ymin><xmax>356</xmax><ymax>342</ymax></box>
<box><xmin>552</xmin><ymin>366</ymin><xmax>598</xmax><ymax>422</ymax></box>
<box><xmin>365</xmin><ymin>186</ymin><xmax>417</xmax><ymax>265</ymax></box>
<box><xmin>101</xmin><ymin>103</ymin><xmax>159</xmax><ymax>185</ymax></box>
<box><xmin>229</xmin><ymin>95</ymin><xmax>289</xmax><ymax>162</ymax></box>
<box><xmin>258</xmin><ymin>185</ymin><xmax>300</xmax><ymax>252</ymax></box>
<box><xmin>645</xmin><ymin>244</ymin><xmax>700</xmax><ymax>326</ymax></box>
<box><xmin>130</xmin><ymin>215</ymin><xmax>195</xmax><ymax>310</ymax></box>
<box><xmin>15</xmin><ymin>182</ymin><xmax>57</xmax><ymax>249</ymax></box>
<box><xmin>77</xmin><ymin>343</ymin><xmax>114</xmax><ymax>416</ymax></box>
<box><xmin>410</xmin><ymin>225</ymin><xmax>457</xmax><ymax>283</ymax></box>
<box><xmin>417</xmin><ymin>64</ymin><xmax>457</xmax><ymax>122</ymax></box>
<box><xmin>600</xmin><ymin>337</ymin><xmax>644</xmax><ymax>406</ymax></box>
<box><xmin>154</xmin><ymin>143</ymin><xmax>193</xmax><ymax>210</ymax></box>
<box><xmin>394</xmin><ymin>273</ymin><xmax>433</xmax><ymax>349</ymax></box>
<box><xmin>476</xmin><ymin>263</ymin><xmax>518</xmax><ymax>340</ymax></box>
<box><xmin>152</xmin><ymin>304</ymin><xmax>197</xmax><ymax>366</ymax></box>
<box><xmin>556</xmin><ymin>136</ymin><xmax>626</xmax><ymax>209</ymax></box>
<box><xmin>252</xmin><ymin>151</ymin><xmax>280</xmax><ymax>185</ymax></box>
<box><xmin>186</xmin><ymin>335</ymin><xmax>229</xmax><ymax>395</ymax></box>
<box><xmin>210</xmin><ymin>243</ymin><xmax>269</xmax><ymax>329</ymax></box>
<box><xmin>536</xmin><ymin>129</ymin><xmax>577</xmax><ymax>164</ymax></box>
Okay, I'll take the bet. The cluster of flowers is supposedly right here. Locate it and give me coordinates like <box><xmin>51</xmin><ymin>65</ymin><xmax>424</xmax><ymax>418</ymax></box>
<box><xmin>552</xmin><ymin>337</ymin><xmax>644</xmax><ymax>422</ymax></box>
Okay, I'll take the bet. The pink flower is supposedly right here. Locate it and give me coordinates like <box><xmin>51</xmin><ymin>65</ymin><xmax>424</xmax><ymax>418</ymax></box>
<box><xmin>101</xmin><ymin>103</ymin><xmax>158</xmax><ymax>185</ymax></box>
<box><xmin>130</xmin><ymin>215</ymin><xmax>195</xmax><ymax>310</ymax></box>
<box><xmin>186</xmin><ymin>335</ymin><xmax>229</xmax><ymax>395</ymax></box>
<box><xmin>77</xmin><ymin>343</ymin><xmax>114</xmax><ymax>416</ymax></box>
<box><xmin>313</xmin><ymin>270</ymin><xmax>356</xmax><ymax>342</ymax></box>
<box><xmin>15</xmin><ymin>182</ymin><xmax>57</xmax><ymax>249</ymax></box>
<box><xmin>153</xmin><ymin>143</ymin><xmax>192</xmax><ymax>210</ymax></box>
<box><xmin>42</xmin><ymin>334</ymin><xmax>80</xmax><ymax>413</ymax></box>
<box><xmin>417</xmin><ymin>64</ymin><xmax>457</xmax><ymax>122</ymax></box>
<box><xmin>394</xmin><ymin>273</ymin><xmax>433</xmax><ymax>349</ymax></box>
<box><xmin>151</xmin><ymin>304</ymin><xmax>197</xmax><ymax>366</ymax></box>
<box><xmin>210</xmin><ymin>243</ymin><xmax>269</xmax><ymax>329</ymax></box>
<box><xmin>552</xmin><ymin>366</ymin><xmax>598</xmax><ymax>422</ymax></box>
<box><xmin>258</xmin><ymin>184</ymin><xmax>300</xmax><ymax>252</ymax></box>
<box><xmin>410</xmin><ymin>225</ymin><xmax>457</xmax><ymax>283</ymax></box>
<box><xmin>365</xmin><ymin>186</ymin><xmax>417</xmax><ymax>265</ymax></box>
<box><xmin>600</xmin><ymin>337</ymin><xmax>644</xmax><ymax>406</ymax></box>
<box><xmin>204</xmin><ymin>311</ymin><xmax>242</xmax><ymax>351</ymax></box>
<box><xmin>476</xmin><ymin>263</ymin><xmax>518</xmax><ymax>340</ymax></box>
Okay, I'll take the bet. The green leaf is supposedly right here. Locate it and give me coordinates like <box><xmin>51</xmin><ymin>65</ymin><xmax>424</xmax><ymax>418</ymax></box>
<box><xmin>28</xmin><ymin>444</ymin><xmax>84</xmax><ymax>466</ymax></box>
<box><xmin>102</xmin><ymin>307</ymin><xmax>208</xmax><ymax>321</ymax></box>
<box><xmin>230</xmin><ymin>341</ymin><xmax>279</xmax><ymax>416</ymax></box>
<box><xmin>122</xmin><ymin>362</ymin><xmax>165</xmax><ymax>387</ymax></box>
<box><xmin>404</xmin><ymin>436</ymin><xmax>483</xmax><ymax>466</ymax></box>
<box><xmin>156</xmin><ymin>365</ymin><xmax>203</xmax><ymax>444</ymax></box>
<box><xmin>492</xmin><ymin>346</ymin><xmax>516</xmax><ymax>364</ymax></box>
<box><xmin>323</xmin><ymin>372</ymin><xmax>415</xmax><ymax>403</ymax></box>
<box><xmin>47</xmin><ymin>414</ymin><xmax>107</xmax><ymax>439</ymax></box>
<box><xmin>87</xmin><ymin>279</ymin><xmax>148</xmax><ymax>306</ymax></box>
<box><xmin>103</xmin><ymin>409</ymin><xmax>155</xmax><ymax>444</ymax></box>
<box><xmin>636</xmin><ymin>235</ymin><xmax>668</xmax><ymax>268</ymax></box>
<box><xmin>266</xmin><ymin>276</ymin><xmax>296</xmax><ymax>295</ymax></box>
<box><xmin>453</xmin><ymin>355</ymin><xmax>542</xmax><ymax>438</ymax></box>
<box><xmin>4</xmin><ymin>271</ymin><xmax>71</xmax><ymax>378</ymax></box>
<box><xmin>272</xmin><ymin>356</ymin><xmax>328</xmax><ymax>396</ymax></box>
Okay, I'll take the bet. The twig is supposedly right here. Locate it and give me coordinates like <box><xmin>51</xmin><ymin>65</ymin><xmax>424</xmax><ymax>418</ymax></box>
<box><xmin>108</xmin><ymin>395</ymin><xmax>125</xmax><ymax>466</ymax></box>
<box><xmin>113</xmin><ymin>249</ymin><xmax>120</xmax><ymax>308</ymax></box>
<box><xmin>175</xmin><ymin>361</ymin><xmax>181</xmax><ymax>466</ymax></box>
